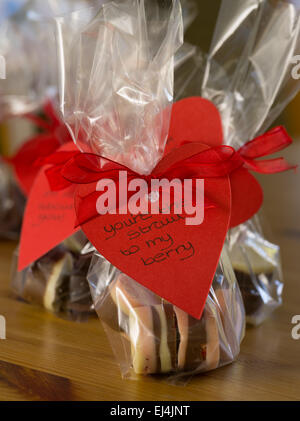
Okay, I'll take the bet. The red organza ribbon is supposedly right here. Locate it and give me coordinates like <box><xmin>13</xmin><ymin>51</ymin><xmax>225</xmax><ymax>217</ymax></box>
<box><xmin>52</xmin><ymin>125</ymin><xmax>294</xmax><ymax>185</ymax></box>
<box><xmin>38</xmin><ymin>125</ymin><xmax>295</xmax><ymax>226</ymax></box>
<box><xmin>239</xmin><ymin>126</ymin><xmax>295</xmax><ymax>173</ymax></box>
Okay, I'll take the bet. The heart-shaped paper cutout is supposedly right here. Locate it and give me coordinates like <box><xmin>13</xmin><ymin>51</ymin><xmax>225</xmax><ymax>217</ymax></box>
<box><xmin>75</xmin><ymin>143</ymin><xmax>231</xmax><ymax>319</ymax></box>
<box><xmin>165</xmin><ymin>96</ymin><xmax>223</xmax><ymax>155</ymax></box>
<box><xmin>18</xmin><ymin>143</ymin><xmax>79</xmax><ymax>270</ymax></box>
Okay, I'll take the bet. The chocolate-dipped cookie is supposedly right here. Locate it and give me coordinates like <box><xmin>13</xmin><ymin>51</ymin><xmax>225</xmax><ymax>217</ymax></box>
<box><xmin>174</xmin><ymin>306</ymin><xmax>207</xmax><ymax>371</ymax></box>
<box><xmin>129</xmin><ymin>303</ymin><xmax>177</xmax><ymax>374</ymax></box>
<box><xmin>96</xmin><ymin>273</ymin><xmax>161</xmax><ymax>333</ymax></box>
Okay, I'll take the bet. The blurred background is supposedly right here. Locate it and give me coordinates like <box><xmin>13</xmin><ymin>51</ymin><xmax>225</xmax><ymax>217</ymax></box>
<box><xmin>1</xmin><ymin>0</ymin><xmax>299</xmax><ymax>158</ymax></box>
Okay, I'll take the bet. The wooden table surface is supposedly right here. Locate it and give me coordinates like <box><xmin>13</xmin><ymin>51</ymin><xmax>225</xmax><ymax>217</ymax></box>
<box><xmin>0</xmin><ymin>145</ymin><xmax>299</xmax><ymax>402</ymax></box>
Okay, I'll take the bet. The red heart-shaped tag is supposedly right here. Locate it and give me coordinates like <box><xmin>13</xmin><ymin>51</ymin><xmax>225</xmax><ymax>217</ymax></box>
<box><xmin>18</xmin><ymin>143</ymin><xmax>79</xmax><ymax>270</ymax></box>
<box><xmin>168</xmin><ymin>97</ymin><xmax>264</xmax><ymax>226</ymax></box>
<box><xmin>75</xmin><ymin>142</ymin><xmax>231</xmax><ymax>319</ymax></box>
<box><xmin>165</xmin><ymin>96</ymin><xmax>223</xmax><ymax>154</ymax></box>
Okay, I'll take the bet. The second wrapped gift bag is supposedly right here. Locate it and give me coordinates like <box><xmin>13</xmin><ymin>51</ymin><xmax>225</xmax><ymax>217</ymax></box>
<box><xmin>202</xmin><ymin>0</ymin><xmax>300</xmax><ymax>325</ymax></box>
<box><xmin>174</xmin><ymin>0</ymin><xmax>300</xmax><ymax>326</ymax></box>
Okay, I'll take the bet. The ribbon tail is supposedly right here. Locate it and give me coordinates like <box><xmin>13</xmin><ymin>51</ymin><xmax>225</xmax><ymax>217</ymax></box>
<box><xmin>239</xmin><ymin>126</ymin><xmax>293</xmax><ymax>159</ymax></box>
<box><xmin>243</xmin><ymin>157</ymin><xmax>297</xmax><ymax>174</ymax></box>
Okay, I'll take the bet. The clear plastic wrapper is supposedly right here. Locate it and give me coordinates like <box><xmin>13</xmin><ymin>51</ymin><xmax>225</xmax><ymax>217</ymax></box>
<box><xmin>203</xmin><ymin>0</ymin><xmax>300</xmax><ymax>147</ymax></box>
<box><xmin>0</xmin><ymin>158</ymin><xmax>25</xmax><ymax>239</ymax></box>
<box><xmin>11</xmin><ymin>232</ymin><xmax>95</xmax><ymax>321</ymax></box>
<box><xmin>174</xmin><ymin>46</ymin><xmax>207</xmax><ymax>100</ymax></box>
<box><xmin>200</xmin><ymin>0</ymin><xmax>300</xmax><ymax>325</ymax></box>
<box><xmin>56</xmin><ymin>0</ymin><xmax>246</xmax><ymax>379</ymax></box>
<box><xmin>0</xmin><ymin>3</ymin><xmax>53</xmax><ymax>119</ymax></box>
<box><xmin>56</xmin><ymin>0</ymin><xmax>183</xmax><ymax>174</ymax></box>
<box><xmin>181</xmin><ymin>0</ymin><xmax>198</xmax><ymax>31</ymax></box>
<box><xmin>227</xmin><ymin>219</ymin><xmax>283</xmax><ymax>326</ymax></box>
<box><xmin>88</xmin><ymin>247</ymin><xmax>244</xmax><ymax>378</ymax></box>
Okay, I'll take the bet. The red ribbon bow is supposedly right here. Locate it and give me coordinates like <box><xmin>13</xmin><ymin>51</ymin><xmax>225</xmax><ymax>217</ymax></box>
<box><xmin>45</xmin><ymin>126</ymin><xmax>294</xmax><ymax>184</ymax></box>
<box><xmin>43</xmin><ymin>125</ymin><xmax>293</xmax><ymax>184</ymax></box>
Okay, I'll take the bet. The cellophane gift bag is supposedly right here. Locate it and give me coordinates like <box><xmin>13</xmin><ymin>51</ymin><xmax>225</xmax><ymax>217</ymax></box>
<box><xmin>55</xmin><ymin>0</ymin><xmax>245</xmax><ymax>379</ymax></box>
<box><xmin>202</xmin><ymin>0</ymin><xmax>300</xmax><ymax>325</ymax></box>
<box><xmin>174</xmin><ymin>0</ymin><xmax>300</xmax><ymax>326</ymax></box>
<box><xmin>88</xmin><ymin>247</ymin><xmax>244</xmax><ymax>378</ymax></box>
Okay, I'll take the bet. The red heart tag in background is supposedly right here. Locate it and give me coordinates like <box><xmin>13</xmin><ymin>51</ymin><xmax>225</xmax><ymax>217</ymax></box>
<box><xmin>75</xmin><ymin>142</ymin><xmax>231</xmax><ymax>319</ymax></box>
<box><xmin>18</xmin><ymin>143</ymin><xmax>79</xmax><ymax>270</ymax></box>
<box><xmin>11</xmin><ymin>133</ymin><xmax>62</xmax><ymax>196</ymax></box>
<box><xmin>165</xmin><ymin>96</ymin><xmax>223</xmax><ymax>154</ymax></box>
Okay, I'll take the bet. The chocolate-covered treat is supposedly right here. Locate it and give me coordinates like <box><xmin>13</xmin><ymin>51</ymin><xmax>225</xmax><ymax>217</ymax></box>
<box><xmin>21</xmin><ymin>248</ymin><xmax>73</xmax><ymax>312</ymax></box>
<box><xmin>66</xmin><ymin>252</ymin><xmax>94</xmax><ymax>318</ymax></box>
<box><xmin>97</xmin><ymin>273</ymin><xmax>241</xmax><ymax>375</ymax></box>
<box><xmin>174</xmin><ymin>306</ymin><xmax>208</xmax><ymax>371</ymax></box>
<box><xmin>12</xmin><ymin>237</ymin><xmax>95</xmax><ymax>320</ymax></box>
<box><xmin>129</xmin><ymin>303</ymin><xmax>177</xmax><ymax>374</ymax></box>
<box><xmin>233</xmin><ymin>270</ymin><xmax>264</xmax><ymax>316</ymax></box>
<box><xmin>97</xmin><ymin>273</ymin><xmax>161</xmax><ymax>333</ymax></box>
<box><xmin>230</xmin><ymin>245</ymin><xmax>276</xmax><ymax>321</ymax></box>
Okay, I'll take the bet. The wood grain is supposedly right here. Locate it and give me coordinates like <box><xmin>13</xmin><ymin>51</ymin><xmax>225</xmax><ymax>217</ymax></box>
<box><xmin>0</xmin><ymin>145</ymin><xmax>299</xmax><ymax>401</ymax></box>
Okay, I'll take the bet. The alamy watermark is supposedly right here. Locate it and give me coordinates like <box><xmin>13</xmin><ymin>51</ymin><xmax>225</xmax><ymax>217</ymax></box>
<box><xmin>291</xmin><ymin>315</ymin><xmax>300</xmax><ymax>340</ymax></box>
<box><xmin>95</xmin><ymin>172</ymin><xmax>205</xmax><ymax>226</ymax></box>
<box><xmin>0</xmin><ymin>55</ymin><xmax>6</xmax><ymax>79</ymax></box>
<box><xmin>0</xmin><ymin>315</ymin><xmax>6</xmax><ymax>340</ymax></box>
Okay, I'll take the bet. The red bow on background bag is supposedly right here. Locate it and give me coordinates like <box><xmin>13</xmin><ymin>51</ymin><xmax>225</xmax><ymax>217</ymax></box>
<box><xmin>18</xmin><ymin>97</ymin><xmax>296</xmax><ymax>319</ymax></box>
<box><xmin>6</xmin><ymin>101</ymin><xmax>71</xmax><ymax>195</ymax></box>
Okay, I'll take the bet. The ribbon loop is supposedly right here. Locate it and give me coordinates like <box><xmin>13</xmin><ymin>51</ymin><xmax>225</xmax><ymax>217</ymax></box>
<box><xmin>242</xmin><ymin>157</ymin><xmax>297</xmax><ymax>174</ymax></box>
<box><xmin>238</xmin><ymin>126</ymin><xmax>292</xmax><ymax>159</ymax></box>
